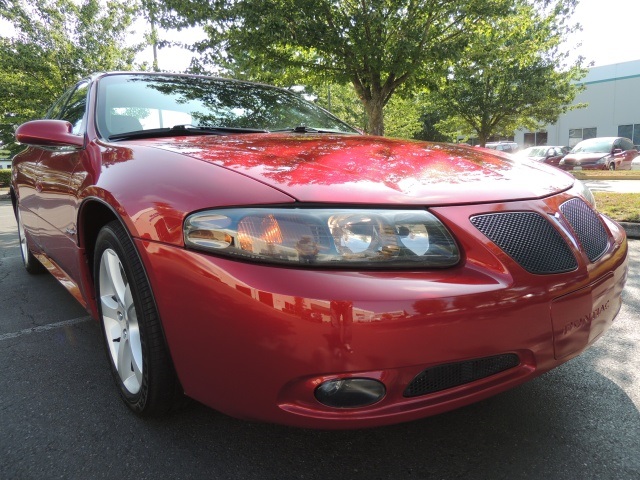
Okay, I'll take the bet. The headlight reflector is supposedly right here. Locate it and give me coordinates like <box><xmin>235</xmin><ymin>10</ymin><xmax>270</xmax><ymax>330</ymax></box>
<box><xmin>184</xmin><ymin>208</ymin><xmax>459</xmax><ymax>268</ymax></box>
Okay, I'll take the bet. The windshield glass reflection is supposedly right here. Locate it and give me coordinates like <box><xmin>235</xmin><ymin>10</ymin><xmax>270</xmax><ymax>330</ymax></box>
<box><xmin>96</xmin><ymin>74</ymin><xmax>358</xmax><ymax>138</ymax></box>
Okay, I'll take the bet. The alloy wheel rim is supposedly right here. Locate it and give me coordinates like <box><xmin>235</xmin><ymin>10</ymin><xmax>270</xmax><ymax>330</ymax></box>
<box><xmin>99</xmin><ymin>248</ymin><xmax>143</xmax><ymax>394</ymax></box>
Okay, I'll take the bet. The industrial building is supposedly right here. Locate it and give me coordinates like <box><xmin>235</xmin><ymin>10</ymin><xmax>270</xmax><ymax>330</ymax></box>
<box><xmin>515</xmin><ymin>59</ymin><xmax>640</xmax><ymax>149</ymax></box>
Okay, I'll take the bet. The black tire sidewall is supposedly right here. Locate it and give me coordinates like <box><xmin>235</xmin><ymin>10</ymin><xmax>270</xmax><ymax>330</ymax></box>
<box><xmin>94</xmin><ymin>221</ymin><xmax>153</xmax><ymax>413</ymax></box>
<box><xmin>16</xmin><ymin>204</ymin><xmax>45</xmax><ymax>274</ymax></box>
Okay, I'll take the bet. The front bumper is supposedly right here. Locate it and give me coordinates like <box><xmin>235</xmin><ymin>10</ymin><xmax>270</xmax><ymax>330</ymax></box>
<box><xmin>136</xmin><ymin>194</ymin><xmax>628</xmax><ymax>429</ymax></box>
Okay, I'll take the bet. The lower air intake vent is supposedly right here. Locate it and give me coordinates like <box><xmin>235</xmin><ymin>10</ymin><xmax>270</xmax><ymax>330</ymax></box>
<box><xmin>470</xmin><ymin>212</ymin><xmax>577</xmax><ymax>274</ymax></box>
<box><xmin>404</xmin><ymin>354</ymin><xmax>520</xmax><ymax>398</ymax></box>
<box><xmin>560</xmin><ymin>198</ymin><xmax>608</xmax><ymax>262</ymax></box>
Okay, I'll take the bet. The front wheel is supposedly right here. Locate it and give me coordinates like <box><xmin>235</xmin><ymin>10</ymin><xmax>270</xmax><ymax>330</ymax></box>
<box><xmin>609</xmin><ymin>163</ymin><xmax>616</xmax><ymax>171</ymax></box>
<box><xmin>94</xmin><ymin>220</ymin><xmax>180</xmax><ymax>416</ymax></box>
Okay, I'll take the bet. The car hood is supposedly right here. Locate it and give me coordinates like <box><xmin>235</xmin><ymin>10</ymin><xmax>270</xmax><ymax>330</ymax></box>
<box><xmin>139</xmin><ymin>134</ymin><xmax>574</xmax><ymax>205</ymax></box>
<box><xmin>563</xmin><ymin>152</ymin><xmax>608</xmax><ymax>163</ymax></box>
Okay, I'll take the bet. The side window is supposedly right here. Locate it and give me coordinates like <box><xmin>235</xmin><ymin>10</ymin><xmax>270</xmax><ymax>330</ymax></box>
<box><xmin>59</xmin><ymin>82</ymin><xmax>90</xmax><ymax>135</ymax></box>
<box><xmin>613</xmin><ymin>139</ymin><xmax>621</xmax><ymax>152</ymax></box>
<box><xmin>621</xmin><ymin>138</ymin><xmax>634</xmax><ymax>151</ymax></box>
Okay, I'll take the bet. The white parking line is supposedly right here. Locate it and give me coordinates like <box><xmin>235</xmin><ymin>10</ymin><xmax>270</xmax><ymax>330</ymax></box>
<box><xmin>0</xmin><ymin>315</ymin><xmax>92</xmax><ymax>341</ymax></box>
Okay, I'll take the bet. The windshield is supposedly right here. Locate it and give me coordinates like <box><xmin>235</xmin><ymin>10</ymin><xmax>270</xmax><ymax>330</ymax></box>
<box><xmin>96</xmin><ymin>74</ymin><xmax>358</xmax><ymax>139</ymax></box>
<box><xmin>571</xmin><ymin>138</ymin><xmax>613</xmax><ymax>154</ymax></box>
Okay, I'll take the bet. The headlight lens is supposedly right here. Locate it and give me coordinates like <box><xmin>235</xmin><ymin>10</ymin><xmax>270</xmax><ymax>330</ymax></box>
<box><xmin>569</xmin><ymin>179</ymin><xmax>596</xmax><ymax>208</ymax></box>
<box><xmin>184</xmin><ymin>208</ymin><xmax>459</xmax><ymax>268</ymax></box>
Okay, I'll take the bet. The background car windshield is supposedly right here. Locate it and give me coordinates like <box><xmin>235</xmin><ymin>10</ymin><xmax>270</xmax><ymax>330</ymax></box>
<box><xmin>571</xmin><ymin>139</ymin><xmax>613</xmax><ymax>153</ymax></box>
<box><xmin>527</xmin><ymin>147</ymin><xmax>548</xmax><ymax>157</ymax></box>
<box><xmin>96</xmin><ymin>74</ymin><xmax>358</xmax><ymax>137</ymax></box>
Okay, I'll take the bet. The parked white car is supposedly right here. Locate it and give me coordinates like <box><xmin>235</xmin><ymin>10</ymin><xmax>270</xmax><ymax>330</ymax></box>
<box><xmin>485</xmin><ymin>141</ymin><xmax>518</xmax><ymax>153</ymax></box>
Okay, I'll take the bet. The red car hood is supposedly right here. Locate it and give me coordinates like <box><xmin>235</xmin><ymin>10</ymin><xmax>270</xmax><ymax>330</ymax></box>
<box><xmin>562</xmin><ymin>152</ymin><xmax>607</xmax><ymax>164</ymax></box>
<box><xmin>140</xmin><ymin>134</ymin><xmax>574</xmax><ymax>205</ymax></box>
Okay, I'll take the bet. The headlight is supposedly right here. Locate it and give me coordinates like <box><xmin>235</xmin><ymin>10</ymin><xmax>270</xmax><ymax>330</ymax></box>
<box><xmin>569</xmin><ymin>179</ymin><xmax>596</xmax><ymax>208</ymax></box>
<box><xmin>184</xmin><ymin>208</ymin><xmax>459</xmax><ymax>268</ymax></box>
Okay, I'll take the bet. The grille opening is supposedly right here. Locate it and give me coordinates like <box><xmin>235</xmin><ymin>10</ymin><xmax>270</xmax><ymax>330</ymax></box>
<box><xmin>560</xmin><ymin>198</ymin><xmax>608</xmax><ymax>262</ymax></box>
<box><xmin>404</xmin><ymin>354</ymin><xmax>521</xmax><ymax>397</ymax></box>
<box><xmin>470</xmin><ymin>212</ymin><xmax>577</xmax><ymax>274</ymax></box>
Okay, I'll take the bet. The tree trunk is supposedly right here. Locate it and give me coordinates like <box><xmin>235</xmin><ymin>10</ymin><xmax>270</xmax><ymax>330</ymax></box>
<box><xmin>478</xmin><ymin>127</ymin><xmax>491</xmax><ymax>147</ymax></box>
<box><xmin>363</xmin><ymin>98</ymin><xmax>385</xmax><ymax>136</ymax></box>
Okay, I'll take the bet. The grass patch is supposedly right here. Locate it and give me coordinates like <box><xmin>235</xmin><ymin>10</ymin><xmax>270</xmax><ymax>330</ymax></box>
<box><xmin>594</xmin><ymin>192</ymin><xmax>640</xmax><ymax>222</ymax></box>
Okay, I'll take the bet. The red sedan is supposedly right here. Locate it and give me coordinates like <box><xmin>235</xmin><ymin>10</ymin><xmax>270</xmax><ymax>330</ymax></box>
<box><xmin>559</xmin><ymin>137</ymin><xmax>638</xmax><ymax>171</ymax></box>
<box><xmin>10</xmin><ymin>73</ymin><xmax>628</xmax><ymax>429</ymax></box>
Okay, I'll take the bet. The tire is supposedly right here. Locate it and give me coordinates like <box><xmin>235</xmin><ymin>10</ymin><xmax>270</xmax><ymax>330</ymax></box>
<box><xmin>609</xmin><ymin>163</ymin><xmax>616</xmax><ymax>171</ymax></box>
<box><xmin>16</xmin><ymin>205</ymin><xmax>46</xmax><ymax>274</ymax></box>
<box><xmin>94</xmin><ymin>220</ymin><xmax>180</xmax><ymax>416</ymax></box>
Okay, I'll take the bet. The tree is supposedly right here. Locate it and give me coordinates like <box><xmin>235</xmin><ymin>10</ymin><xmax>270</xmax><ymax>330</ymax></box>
<box><xmin>164</xmin><ymin>0</ymin><xmax>513</xmax><ymax>136</ymax></box>
<box><xmin>427</xmin><ymin>0</ymin><xmax>586</xmax><ymax>146</ymax></box>
<box><xmin>0</xmin><ymin>0</ymin><xmax>140</xmax><ymax>153</ymax></box>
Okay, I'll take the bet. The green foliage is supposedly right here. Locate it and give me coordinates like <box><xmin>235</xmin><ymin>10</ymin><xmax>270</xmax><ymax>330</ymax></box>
<box><xmin>383</xmin><ymin>94</ymin><xmax>424</xmax><ymax>140</ymax></box>
<box><xmin>0</xmin><ymin>169</ymin><xmax>11</xmax><ymax>187</ymax></box>
<box><xmin>165</xmin><ymin>0</ymin><xmax>514</xmax><ymax>136</ymax></box>
<box><xmin>0</xmin><ymin>0</ymin><xmax>140</xmax><ymax>153</ymax></box>
<box><xmin>427</xmin><ymin>0</ymin><xmax>586</xmax><ymax>145</ymax></box>
<box><xmin>304</xmin><ymin>83</ymin><xmax>423</xmax><ymax>138</ymax></box>
<box><xmin>312</xmin><ymin>83</ymin><xmax>366</xmax><ymax>132</ymax></box>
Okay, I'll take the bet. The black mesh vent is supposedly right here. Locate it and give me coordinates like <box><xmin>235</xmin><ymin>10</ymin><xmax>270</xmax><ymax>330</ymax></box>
<box><xmin>404</xmin><ymin>354</ymin><xmax>520</xmax><ymax>398</ymax></box>
<box><xmin>560</xmin><ymin>198</ymin><xmax>608</xmax><ymax>262</ymax></box>
<box><xmin>470</xmin><ymin>212</ymin><xmax>577</xmax><ymax>274</ymax></box>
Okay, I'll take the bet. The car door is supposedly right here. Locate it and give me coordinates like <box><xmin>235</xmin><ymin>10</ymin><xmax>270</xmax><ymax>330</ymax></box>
<box><xmin>35</xmin><ymin>81</ymin><xmax>90</xmax><ymax>279</ymax></box>
<box><xmin>13</xmin><ymin>87</ymin><xmax>77</xmax><ymax>251</ymax></box>
<box><xmin>620</xmin><ymin>138</ymin><xmax>636</xmax><ymax>169</ymax></box>
<box><xmin>610</xmin><ymin>139</ymin><xmax>626</xmax><ymax>169</ymax></box>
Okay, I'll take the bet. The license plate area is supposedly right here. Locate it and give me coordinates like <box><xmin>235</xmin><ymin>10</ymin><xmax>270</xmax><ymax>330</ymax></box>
<box><xmin>551</xmin><ymin>273</ymin><xmax>620</xmax><ymax>359</ymax></box>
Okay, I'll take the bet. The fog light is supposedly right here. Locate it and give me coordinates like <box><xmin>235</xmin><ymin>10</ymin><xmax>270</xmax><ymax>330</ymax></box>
<box><xmin>315</xmin><ymin>378</ymin><xmax>386</xmax><ymax>408</ymax></box>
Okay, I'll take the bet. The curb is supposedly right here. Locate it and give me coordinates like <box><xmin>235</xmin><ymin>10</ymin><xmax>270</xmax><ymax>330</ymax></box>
<box><xmin>572</xmin><ymin>174</ymin><xmax>640</xmax><ymax>181</ymax></box>
<box><xmin>620</xmin><ymin>222</ymin><xmax>640</xmax><ymax>240</ymax></box>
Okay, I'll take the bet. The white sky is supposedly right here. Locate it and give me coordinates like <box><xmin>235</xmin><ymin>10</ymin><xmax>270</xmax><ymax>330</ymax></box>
<box><xmin>566</xmin><ymin>0</ymin><xmax>640</xmax><ymax>67</ymax></box>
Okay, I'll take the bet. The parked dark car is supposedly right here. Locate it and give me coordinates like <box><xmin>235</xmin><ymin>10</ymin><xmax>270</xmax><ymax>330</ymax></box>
<box><xmin>559</xmin><ymin>137</ymin><xmax>638</xmax><ymax>171</ymax></box>
<box><xmin>516</xmin><ymin>146</ymin><xmax>570</xmax><ymax>167</ymax></box>
<box><xmin>10</xmin><ymin>72</ymin><xmax>628</xmax><ymax>429</ymax></box>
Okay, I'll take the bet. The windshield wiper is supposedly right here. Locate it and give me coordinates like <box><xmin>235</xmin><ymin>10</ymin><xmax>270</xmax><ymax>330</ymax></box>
<box><xmin>268</xmin><ymin>125</ymin><xmax>355</xmax><ymax>134</ymax></box>
<box><xmin>108</xmin><ymin>124</ymin><xmax>268</xmax><ymax>141</ymax></box>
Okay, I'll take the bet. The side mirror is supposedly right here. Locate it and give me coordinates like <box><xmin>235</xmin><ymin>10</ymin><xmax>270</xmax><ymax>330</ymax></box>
<box><xmin>612</xmin><ymin>148</ymin><xmax>623</xmax><ymax>154</ymax></box>
<box><xmin>15</xmin><ymin>120</ymin><xmax>84</xmax><ymax>149</ymax></box>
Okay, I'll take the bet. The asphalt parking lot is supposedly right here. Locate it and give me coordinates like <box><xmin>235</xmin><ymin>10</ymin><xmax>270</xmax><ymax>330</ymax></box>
<box><xmin>1</xmin><ymin>200</ymin><xmax>639</xmax><ymax>480</ymax></box>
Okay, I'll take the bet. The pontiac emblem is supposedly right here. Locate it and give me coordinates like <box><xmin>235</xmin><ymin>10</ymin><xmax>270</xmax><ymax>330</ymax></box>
<box><xmin>562</xmin><ymin>300</ymin><xmax>610</xmax><ymax>335</ymax></box>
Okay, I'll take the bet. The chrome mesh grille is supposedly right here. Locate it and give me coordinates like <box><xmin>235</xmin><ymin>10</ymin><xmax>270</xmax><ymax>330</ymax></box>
<box><xmin>560</xmin><ymin>198</ymin><xmax>608</xmax><ymax>262</ymax></box>
<box><xmin>470</xmin><ymin>212</ymin><xmax>577</xmax><ymax>274</ymax></box>
<box><xmin>404</xmin><ymin>354</ymin><xmax>520</xmax><ymax>398</ymax></box>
